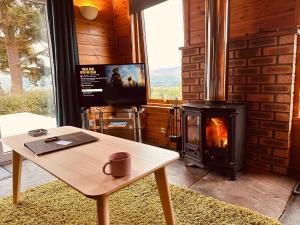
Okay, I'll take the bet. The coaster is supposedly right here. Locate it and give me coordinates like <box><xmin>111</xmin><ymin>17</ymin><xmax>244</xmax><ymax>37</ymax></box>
<box><xmin>293</xmin><ymin>180</ymin><xmax>300</xmax><ymax>195</ymax></box>
<box><xmin>0</xmin><ymin>166</ymin><xmax>11</xmax><ymax>181</ymax></box>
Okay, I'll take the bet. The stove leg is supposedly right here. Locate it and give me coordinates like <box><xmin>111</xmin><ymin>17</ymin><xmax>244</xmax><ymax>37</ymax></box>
<box><xmin>230</xmin><ymin>174</ymin><xmax>236</xmax><ymax>181</ymax></box>
<box><xmin>229</xmin><ymin>169</ymin><xmax>236</xmax><ymax>181</ymax></box>
<box><xmin>184</xmin><ymin>158</ymin><xmax>194</xmax><ymax>167</ymax></box>
<box><xmin>185</xmin><ymin>163</ymin><xmax>193</xmax><ymax>167</ymax></box>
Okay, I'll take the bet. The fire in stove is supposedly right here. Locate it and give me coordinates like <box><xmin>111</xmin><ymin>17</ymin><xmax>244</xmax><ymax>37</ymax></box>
<box><xmin>205</xmin><ymin>117</ymin><xmax>228</xmax><ymax>149</ymax></box>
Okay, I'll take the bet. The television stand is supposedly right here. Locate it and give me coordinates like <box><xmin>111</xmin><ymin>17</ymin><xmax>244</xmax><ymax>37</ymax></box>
<box><xmin>81</xmin><ymin>107</ymin><xmax>144</xmax><ymax>142</ymax></box>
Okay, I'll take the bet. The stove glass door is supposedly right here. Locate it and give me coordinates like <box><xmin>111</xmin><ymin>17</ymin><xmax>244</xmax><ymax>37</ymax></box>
<box><xmin>205</xmin><ymin>117</ymin><xmax>229</xmax><ymax>151</ymax></box>
<box><xmin>186</xmin><ymin>113</ymin><xmax>201</xmax><ymax>146</ymax></box>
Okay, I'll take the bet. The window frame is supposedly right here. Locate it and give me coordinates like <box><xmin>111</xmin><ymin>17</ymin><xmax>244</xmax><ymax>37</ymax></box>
<box><xmin>0</xmin><ymin>0</ymin><xmax>56</xmax><ymax>164</ymax></box>
<box><xmin>142</xmin><ymin>1</ymin><xmax>184</xmax><ymax>104</ymax></box>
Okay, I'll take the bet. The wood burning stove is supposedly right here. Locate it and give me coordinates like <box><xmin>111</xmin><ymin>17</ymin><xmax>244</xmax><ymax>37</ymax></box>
<box><xmin>178</xmin><ymin>0</ymin><xmax>246</xmax><ymax>179</ymax></box>
<box><xmin>181</xmin><ymin>103</ymin><xmax>246</xmax><ymax>180</ymax></box>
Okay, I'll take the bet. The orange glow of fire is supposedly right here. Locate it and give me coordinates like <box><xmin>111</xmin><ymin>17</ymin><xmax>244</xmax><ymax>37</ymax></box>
<box><xmin>206</xmin><ymin>118</ymin><xmax>228</xmax><ymax>149</ymax></box>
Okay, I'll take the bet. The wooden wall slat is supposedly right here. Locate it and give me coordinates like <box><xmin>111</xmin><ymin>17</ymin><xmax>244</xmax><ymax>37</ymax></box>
<box><xmin>78</xmin><ymin>44</ymin><xmax>115</xmax><ymax>57</ymax></box>
<box><xmin>230</xmin><ymin>0</ymin><xmax>295</xmax><ymax>24</ymax></box>
<box><xmin>76</xmin><ymin>21</ymin><xmax>114</xmax><ymax>36</ymax></box>
<box><xmin>183</xmin><ymin>0</ymin><xmax>190</xmax><ymax>46</ymax></box>
<box><xmin>74</xmin><ymin>0</ymin><xmax>113</xmax><ymax>9</ymax></box>
<box><xmin>187</xmin><ymin>0</ymin><xmax>298</xmax><ymax>45</ymax></box>
<box><xmin>296</xmin><ymin>0</ymin><xmax>300</xmax><ymax>26</ymax></box>
<box><xmin>76</xmin><ymin>33</ymin><xmax>114</xmax><ymax>46</ymax></box>
<box><xmin>230</xmin><ymin>11</ymin><xmax>296</xmax><ymax>37</ymax></box>
<box><xmin>79</xmin><ymin>55</ymin><xmax>115</xmax><ymax>64</ymax></box>
<box><xmin>142</xmin><ymin>106</ymin><xmax>177</xmax><ymax>149</ymax></box>
<box><xmin>114</xmin><ymin>15</ymin><xmax>131</xmax><ymax>27</ymax></box>
<box><xmin>113</xmin><ymin>0</ymin><xmax>132</xmax><ymax>64</ymax></box>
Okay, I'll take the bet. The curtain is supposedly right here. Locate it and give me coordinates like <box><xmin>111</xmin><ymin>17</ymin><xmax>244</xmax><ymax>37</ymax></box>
<box><xmin>47</xmin><ymin>0</ymin><xmax>81</xmax><ymax>127</ymax></box>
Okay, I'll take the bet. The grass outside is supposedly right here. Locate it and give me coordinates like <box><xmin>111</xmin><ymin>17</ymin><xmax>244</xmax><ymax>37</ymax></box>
<box><xmin>150</xmin><ymin>86</ymin><xmax>182</xmax><ymax>100</ymax></box>
<box><xmin>0</xmin><ymin>89</ymin><xmax>55</xmax><ymax>117</ymax></box>
<box><xmin>0</xmin><ymin>86</ymin><xmax>181</xmax><ymax>117</ymax></box>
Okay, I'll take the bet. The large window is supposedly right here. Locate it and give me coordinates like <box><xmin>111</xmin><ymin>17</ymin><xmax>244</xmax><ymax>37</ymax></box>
<box><xmin>144</xmin><ymin>0</ymin><xmax>184</xmax><ymax>101</ymax></box>
<box><xmin>0</xmin><ymin>0</ymin><xmax>56</xmax><ymax>161</ymax></box>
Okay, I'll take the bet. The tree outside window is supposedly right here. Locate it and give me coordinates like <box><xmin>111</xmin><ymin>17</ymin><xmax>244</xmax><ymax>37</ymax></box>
<box><xmin>0</xmin><ymin>0</ymin><xmax>55</xmax><ymax>116</ymax></box>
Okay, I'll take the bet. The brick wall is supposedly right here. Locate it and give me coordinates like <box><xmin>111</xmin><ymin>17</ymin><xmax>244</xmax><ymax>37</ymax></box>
<box><xmin>181</xmin><ymin>31</ymin><xmax>298</xmax><ymax>175</ymax></box>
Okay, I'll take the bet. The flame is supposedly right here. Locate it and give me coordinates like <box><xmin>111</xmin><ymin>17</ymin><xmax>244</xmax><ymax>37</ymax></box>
<box><xmin>206</xmin><ymin>118</ymin><xmax>228</xmax><ymax>149</ymax></box>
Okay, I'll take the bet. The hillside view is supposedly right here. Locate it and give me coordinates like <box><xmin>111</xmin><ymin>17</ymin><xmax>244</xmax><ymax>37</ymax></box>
<box><xmin>149</xmin><ymin>66</ymin><xmax>182</xmax><ymax>100</ymax></box>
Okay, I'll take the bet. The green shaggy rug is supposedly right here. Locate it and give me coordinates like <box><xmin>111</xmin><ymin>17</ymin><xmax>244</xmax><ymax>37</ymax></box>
<box><xmin>0</xmin><ymin>176</ymin><xmax>281</xmax><ymax>225</ymax></box>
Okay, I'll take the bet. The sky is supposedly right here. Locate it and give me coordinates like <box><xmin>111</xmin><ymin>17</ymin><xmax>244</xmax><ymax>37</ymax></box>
<box><xmin>144</xmin><ymin>0</ymin><xmax>184</xmax><ymax>70</ymax></box>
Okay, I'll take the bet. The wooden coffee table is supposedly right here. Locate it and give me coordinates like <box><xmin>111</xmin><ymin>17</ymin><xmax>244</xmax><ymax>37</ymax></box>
<box><xmin>2</xmin><ymin>126</ymin><xmax>179</xmax><ymax>225</ymax></box>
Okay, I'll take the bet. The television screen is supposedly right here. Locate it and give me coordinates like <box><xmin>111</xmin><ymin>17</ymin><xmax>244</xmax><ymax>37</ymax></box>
<box><xmin>76</xmin><ymin>63</ymin><xmax>146</xmax><ymax>107</ymax></box>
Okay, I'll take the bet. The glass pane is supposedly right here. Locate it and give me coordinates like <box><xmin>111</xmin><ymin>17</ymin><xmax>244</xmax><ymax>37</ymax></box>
<box><xmin>0</xmin><ymin>0</ymin><xmax>56</xmax><ymax>153</ymax></box>
<box><xmin>144</xmin><ymin>0</ymin><xmax>183</xmax><ymax>100</ymax></box>
<box><xmin>186</xmin><ymin>114</ymin><xmax>200</xmax><ymax>145</ymax></box>
<box><xmin>205</xmin><ymin>117</ymin><xmax>228</xmax><ymax>150</ymax></box>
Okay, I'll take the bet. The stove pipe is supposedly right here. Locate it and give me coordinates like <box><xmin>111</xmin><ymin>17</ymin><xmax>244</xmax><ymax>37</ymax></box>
<box><xmin>204</xmin><ymin>0</ymin><xmax>229</xmax><ymax>102</ymax></box>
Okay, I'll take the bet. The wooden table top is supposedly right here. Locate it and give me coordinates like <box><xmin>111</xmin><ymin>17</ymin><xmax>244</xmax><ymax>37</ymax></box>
<box><xmin>3</xmin><ymin>126</ymin><xmax>179</xmax><ymax>198</ymax></box>
<box><xmin>0</xmin><ymin>112</ymin><xmax>56</xmax><ymax>137</ymax></box>
<box><xmin>0</xmin><ymin>113</ymin><xmax>56</xmax><ymax>154</ymax></box>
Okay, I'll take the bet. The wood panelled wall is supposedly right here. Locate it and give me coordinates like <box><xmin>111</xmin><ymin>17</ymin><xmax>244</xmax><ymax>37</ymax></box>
<box><xmin>142</xmin><ymin>106</ymin><xmax>177</xmax><ymax>149</ymax></box>
<box><xmin>74</xmin><ymin>0</ymin><xmax>117</xmax><ymax>64</ymax></box>
<box><xmin>185</xmin><ymin>0</ymin><xmax>298</xmax><ymax>45</ymax></box>
<box><xmin>74</xmin><ymin>0</ymin><xmax>132</xmax><ymax>64</ymax></box>
<box><xmin>73</xmin><ymin>0</ymin><xmax>171</xmax><ymax>148</ymax></box>
<box><xmin>113</xmin><ymin>0</ymin><xmax>132</xmax><ymax>63</ymax></box>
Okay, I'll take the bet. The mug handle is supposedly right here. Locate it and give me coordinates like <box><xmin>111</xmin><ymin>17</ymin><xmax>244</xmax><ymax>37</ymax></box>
<box><xmin>102</xmin><ymin>162</ymin><xmax>112</xmax><ymax>175</ymax></box>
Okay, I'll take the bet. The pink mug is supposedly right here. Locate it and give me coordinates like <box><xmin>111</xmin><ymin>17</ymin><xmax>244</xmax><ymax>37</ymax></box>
<box><xmin>102</xmin><ymin>152</ymin><xmax>131</xmax><ymax>177</ymax></box>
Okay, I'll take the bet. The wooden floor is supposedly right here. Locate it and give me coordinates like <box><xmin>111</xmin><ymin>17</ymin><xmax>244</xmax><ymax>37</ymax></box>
<box><xmin>0</xmin><ymin>159</ymin><xmax>299</xmax><ymax>225</ymax></box>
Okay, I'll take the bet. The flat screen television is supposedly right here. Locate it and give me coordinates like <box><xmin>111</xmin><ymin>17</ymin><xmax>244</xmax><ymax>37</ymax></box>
<box><xmin>76</xmin><ymin>63</ymin><xmax>147</xmax><ymax>107</ymax></box>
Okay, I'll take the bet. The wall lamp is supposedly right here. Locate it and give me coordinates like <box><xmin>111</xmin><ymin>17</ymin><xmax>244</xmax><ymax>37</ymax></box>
<box><xmin>79</xmin><ymin>5</ymin><xmax>99</xmax><ymax>20</ymax></box>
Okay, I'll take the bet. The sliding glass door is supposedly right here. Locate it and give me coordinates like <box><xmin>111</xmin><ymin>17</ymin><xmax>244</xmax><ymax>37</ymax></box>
<box><xmin>0</xmin><ymin>0</ymin><xmax>56</xmax><ymax>163</ymax></box>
